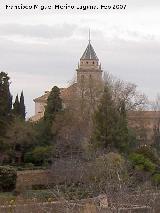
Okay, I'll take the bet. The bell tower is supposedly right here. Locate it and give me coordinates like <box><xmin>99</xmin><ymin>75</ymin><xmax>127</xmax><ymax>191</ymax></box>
<box><xmin>76</xmin><ymin>33</ymin><xmax>103</xmax><ymax>85</ymax></box>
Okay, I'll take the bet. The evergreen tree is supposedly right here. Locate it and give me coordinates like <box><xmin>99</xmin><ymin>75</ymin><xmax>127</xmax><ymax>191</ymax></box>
<box><xmin>8</xmin><ymin>93</ymin><xmax>13</xmax><ymax>113</ymax></box>
<box><xmin>44</xmin><ymin>86</ymin><xmax>62</xmax><ymax>122</ymax></box>
<box><xmin>13</xmin><ymin>95</ymin><xmax>20</xmax><ymax>116</ymax></box>
<box><xmin>116</xmin><ymin>100</ymin><xmax>129</xmax><ymax>152</ymax></box>
<box><xmin>152</xmin><ymin>122</ymin><xmax>160</xmax><ymax>153</ymax></box>
<box><xmin>20</xmin><ymin>91</ymin><xmax>26</xmax><ymax>120</ymax></box>
<box><xmin>91</xmin><ymin>85</ymin><xmax>129</xmax><ymax>152</ymax></box>
<box><xmin>37</xmin><ymin>86</ymin><xmax>62</xmax><ymax>145</ymax></box>
<box><xmin>0</xmin><ymin>72</ymin><xmax>12</xmax><ymax>137</ymax></box>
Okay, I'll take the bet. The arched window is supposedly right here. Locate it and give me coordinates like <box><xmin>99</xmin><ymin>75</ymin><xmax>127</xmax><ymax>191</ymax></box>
<box><xmin>93</xmin><ymin>61</ymin><xmax>94</xmax><ymax>64</ymax></box>
<box><xmin>86</xmin><ymin>61</ymin><xmax>88</xmax><ymax>64</ymax></box>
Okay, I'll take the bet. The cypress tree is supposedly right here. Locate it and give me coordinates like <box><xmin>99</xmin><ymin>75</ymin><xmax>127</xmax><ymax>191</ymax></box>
<box><xmin>13</xmin><ymin>94</ymin><xmax>20</xmax><ymax>116</ymax></box>
<box><xmin>20</xmin><ymin>91</ymin><xmax>26</xmax><ymax>120</ymax></box>
<box><xmin>39</xmin><ymin>86</ymin><xmax>62</xmax><ymax>144</ymax></box>
<box><xmin>0</xmin><ymin>72</ymin><xmax>12</xmax><ymax>137</ymax></box>
<box><xmin>44</xmin><ymin>86</ymin><xmax>62</xmax><ymax>122</ymax></box>
<box><xmin>8</xmin><ymin>92</ymin><xmax>13</xmax><ymax>113</ymax></box>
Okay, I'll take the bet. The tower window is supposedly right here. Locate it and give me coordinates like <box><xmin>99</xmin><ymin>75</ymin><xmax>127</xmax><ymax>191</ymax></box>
<box><xmin>86</xmin><ymin>61</ymin><xmax>88</xmax><ymax>64</ymax></box>
<box><xmin>81</xmin><ymin>75</ymin><xmax>84</xmax><ymax>80</ymax></box>
<box><xmin>93</xmin><ymin>61</ymin><xmax>94</xmax><ymax>64</ymax></box>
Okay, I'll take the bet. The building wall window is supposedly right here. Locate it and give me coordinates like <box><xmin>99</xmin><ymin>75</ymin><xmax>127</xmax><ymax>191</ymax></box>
<box><xmin>81</xmin><ymin>75</ymin><xmax>84</xmax><ymax>81</ymax></box>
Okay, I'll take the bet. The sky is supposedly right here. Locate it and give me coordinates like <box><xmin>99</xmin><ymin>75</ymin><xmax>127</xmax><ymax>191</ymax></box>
<box><xmin>0</xmin><ymin>0</ymin><xmax>160</xmax><ymax>117</ymax></box>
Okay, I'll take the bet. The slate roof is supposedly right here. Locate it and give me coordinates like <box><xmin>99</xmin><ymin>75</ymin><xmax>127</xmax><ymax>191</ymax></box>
<box><xmin>81</xmin><ymin>42</ymin><xmax>98</xmax><ymax>60</ymax></box>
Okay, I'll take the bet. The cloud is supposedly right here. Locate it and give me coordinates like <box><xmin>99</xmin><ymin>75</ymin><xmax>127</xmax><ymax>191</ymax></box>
<box><xmin>0</xmin><ymin>23</ymin><xmax>77</xmax><ymax>39</ymax></box>
<box><xmin>0</xmin><ymin>0</ymin><xmax>160</xmax><ymax>117</ymax></box>
<box><xmin>1</xmin><ymin>30</ymin><xmax>160</xmax><ymax>117</ymax></box>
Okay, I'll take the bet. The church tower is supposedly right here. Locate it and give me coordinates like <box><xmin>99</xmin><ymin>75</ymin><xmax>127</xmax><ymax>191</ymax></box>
<box><xmin>76</xmin><ymin>35</ymin><xmax>103</xmax><ymax>85</ymax></box>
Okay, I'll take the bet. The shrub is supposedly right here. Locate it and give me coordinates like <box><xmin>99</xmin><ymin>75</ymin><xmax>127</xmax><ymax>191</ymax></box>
<box><xmin>136</xmin><ymin>146</ymin><xmax>159</xmax><ymax>164</ymax></box>
<box><xmin>95</xmin><ymin>152</ymin><xmax>125</xmax><ymax>170</ymax></box>
<box><xmin>32</xmin><ymin>184</ymin><xmax>47</xmax><ymax>190</ymax></box>
<box><xmin>24</xmin><ymin>146</ymin><xmax>53</xmax><ymax>166</ymax></box>
<box><xmin>24</xmin><ymin>163</ymin><xmax>34</xmax><ymax>169</ymax></box>
<box><xmin>152</xmin><ymin>173</ymin><xmax>160</xmax><ymax>185</ymax></box>
<box><xmin>129</xmin><ymin>153</ymin><xmax>156</xmax><ymax>173</ymax></box>
<box><xmin>88</xmin><ymin>153</ymin><xmax>127</xmax><ymax>189</ymax></box>
<box><xmin>0</xmin><ymin>166</ymin><xmax>17</xmax><ymax>192</ymax></box>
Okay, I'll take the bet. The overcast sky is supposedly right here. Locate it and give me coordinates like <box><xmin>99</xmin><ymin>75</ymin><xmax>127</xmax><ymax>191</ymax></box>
<box><xmin>0</xmin><ymin>0</ymin><xmax>160</xmax><ymax>117</ymax></box>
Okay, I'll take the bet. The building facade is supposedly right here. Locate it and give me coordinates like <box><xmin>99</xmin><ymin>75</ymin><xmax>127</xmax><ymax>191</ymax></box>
<box><xmin>30</xmin><ymin>39</ymin><xmax>160</xmax><ymax>146</ymax></box>
<box><xmin>30</xmin><ymin>40</ymin><xmax>103</xmax><ymax>122</ymax></box>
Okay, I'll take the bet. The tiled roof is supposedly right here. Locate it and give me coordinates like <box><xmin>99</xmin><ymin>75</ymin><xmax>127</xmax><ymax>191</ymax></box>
<box><xmin>34</xmin><ymin>85</ymin><xmax>77</xmax><ymax>103</ymax></box>
<box><xmin>81</xmin><ymin>42</ymin><xmax>98</xmax><ymax>60</ymax></box>
<box><xmin>33</xmin><ymin>92</ymin><xmax>49</xmax><ymax>102</ymax></box>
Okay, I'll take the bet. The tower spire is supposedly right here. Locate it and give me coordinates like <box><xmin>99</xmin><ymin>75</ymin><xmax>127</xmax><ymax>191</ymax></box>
<box><xmin>80</xmin><ymin>29</ymin><xmax>99</xmax><ymax>60</ymax></box>
<box><xmin>89</xmin><ymin>29</ymin><xmax>91</xmax><ymax>43</ymax></box>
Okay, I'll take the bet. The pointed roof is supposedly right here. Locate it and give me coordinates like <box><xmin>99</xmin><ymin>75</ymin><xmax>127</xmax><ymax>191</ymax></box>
<box><xmin>81</xmin><ymin>42</ymin><xmax>98</xmax><ymax>60</ymax></box>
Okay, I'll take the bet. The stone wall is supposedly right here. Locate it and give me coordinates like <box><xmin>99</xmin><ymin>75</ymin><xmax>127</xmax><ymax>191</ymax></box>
<box><xmin>16</xmin><ymin>170</ymin><xmax>53</xmax><ymax>191</ymax></box>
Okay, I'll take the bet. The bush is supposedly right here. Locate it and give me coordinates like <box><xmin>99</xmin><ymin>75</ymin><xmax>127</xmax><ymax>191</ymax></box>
<box><xmin>95</xmin><ymin>152</ymin><xmax>125</xmax><ymax>171</ymax></box>
<box><xmin>24</xmin><ymin>146</ymin><xmax>53</xmax><ymax>166</ymax></box>
<box><xmin>24</xmin><ymin>163</ymin><xmax>34</xmax><ymax>169</ymax></box>
<box><xmin>136</xmin><ymin>146</ymin><xmax>159</xmax><ymax>164</ymax></box>
<box><xmin>152</xmin><ymin>173</ymin><xmax>160</xmax><ymax>185</ymax></box>
<box><xmin>32</xmin><ymin>184</ymin><xmax>47</xmax><ymax>190</ymax></box>
<box><xmin>129</xmin><ymin>153</ymin><xmax>156</xmax><ymax>173</ymax></box>
<box><xmin>88</xmin><ymin>153</ymin><xmax>128</xmax><ymax>191</ymax></box>
<box><xmin>0</xmin><ymin>166</ymin><xmax>17</xmax><ymax>192</ymax></box>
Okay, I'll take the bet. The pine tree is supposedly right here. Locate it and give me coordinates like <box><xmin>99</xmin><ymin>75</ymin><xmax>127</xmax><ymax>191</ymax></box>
<box><xmin>92</xmin><ymin>85</ymin><xmax>118</xmax><ymax>149</ymax></box>
<box><xmin>20</xmin><ymin>91</ymin><xmax>26</xmax><ymax>120</ymax></box>
<box><xmin>13</xmin><ymin>94</ymin><xmax>20</xmax><ymax>116</ymax></box>
<box><xmin>0</xmin><ymin>72</ymin><xmax>12</xmax><ymax>137</ymax></box>
<box><xmin>91</xmin><ymin>85</ymin><xmax>129</xmax><ymax>152</ymax></box>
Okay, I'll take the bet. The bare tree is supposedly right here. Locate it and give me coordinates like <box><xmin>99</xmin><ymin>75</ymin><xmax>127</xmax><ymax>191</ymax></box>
<box><xmin>104</xmin><ymin>72</ymin><xmax>148</xmax><ymax>111</ymax></box>
<box><xmin>151</xmin><ymin>94</ymin><xmax>160</xmax><ymax>150</ymax></box>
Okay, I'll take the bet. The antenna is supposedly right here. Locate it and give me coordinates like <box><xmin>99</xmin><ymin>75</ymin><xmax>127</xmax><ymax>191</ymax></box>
<box><xmin>89</xmin><ymin>29</ymin><xmax>91</xmax><ymax>43</ymax></box>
